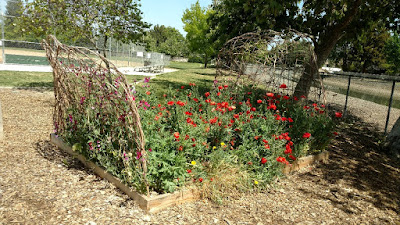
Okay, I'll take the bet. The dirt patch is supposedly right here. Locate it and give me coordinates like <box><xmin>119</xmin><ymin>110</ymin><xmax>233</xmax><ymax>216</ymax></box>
<box><xmin>0</xmin><ymin>88</ymin><xmax>399</xmax><ymax>224</ymax></box>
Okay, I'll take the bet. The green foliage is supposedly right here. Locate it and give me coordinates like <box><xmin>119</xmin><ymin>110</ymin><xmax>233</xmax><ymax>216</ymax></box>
<box><xmin>3</xmin><ymin>0</ymin><xmax>24</xmax><ymax>40</ymax></box>
<box><xmin>385</xmin><ymin>32</ymin><xmax>400</xmax><ymax>75</ymax></box>
<box><xmin>144</xmin><ymin>25</ymin><xmax>189</xmax><ymax>57</ymax></box>
<box><xmin>18</xmin><ymin>0</ymin><xmax>149</xmax><ymax>51</ymax></box>
<box><xmin>329</xmin><ymin>21</ymin><xmax>391</xmax><ymax>73</ymax></box>
<box><xmin>182</xmin><ymin>1</ymin><xmax>215</xmax><ymax>68</ymax></box>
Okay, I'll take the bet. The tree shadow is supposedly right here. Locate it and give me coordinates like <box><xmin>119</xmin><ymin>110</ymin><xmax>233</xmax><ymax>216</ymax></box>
<box><xmin>13</xmin><ymin>82</ymin><xmax>54</xmax><ymax>93</ymax></box>
<box><xmin>34</xmin><ymin>140</ymin><xmax>89</xmax><ymax>173</ymax></box>
<box><xmin>296</xmin><ymin>107</ymin><xmax>400</xmax><ymax>214</ymax></box>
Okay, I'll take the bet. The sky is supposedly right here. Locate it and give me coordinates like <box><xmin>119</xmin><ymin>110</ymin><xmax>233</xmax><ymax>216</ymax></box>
<box><xmin>139</xmin><ymin>0</ymin><xmax>212</xmax><ymax>36</ymax></box>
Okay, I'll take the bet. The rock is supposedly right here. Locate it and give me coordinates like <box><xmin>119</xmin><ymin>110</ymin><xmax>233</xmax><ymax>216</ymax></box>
<box><xmin>384</xmin><ymin>117</ymin><xmax>400</xmax><ymax>158</ymax></box>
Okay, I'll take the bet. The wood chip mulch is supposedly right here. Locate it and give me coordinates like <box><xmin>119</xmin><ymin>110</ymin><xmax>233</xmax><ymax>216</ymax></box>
<box><xmin>0</xmin><ymin>88</ymin><xmax>399</xmax><ymax>224</ymax></box>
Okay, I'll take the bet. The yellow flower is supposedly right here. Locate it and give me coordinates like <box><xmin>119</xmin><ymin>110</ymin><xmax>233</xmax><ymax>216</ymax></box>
<box><xmin>213</xmin><ymin>146</ymin><xmax>217</xmax><ymax>150</ymax></box>
<box><xmin>254</xmin><ymin>180</ymin><xmax>259</xmax><ymax>185</ymax></box>
<box><xmin>220</xmin><ymin>142</ymin><xmax>225</xmax><ymax>146</ymax></box>
<box><xmin>191</xmin><ymin>161</ymin><xmax>196</xmax><ymax>166</ymax></box>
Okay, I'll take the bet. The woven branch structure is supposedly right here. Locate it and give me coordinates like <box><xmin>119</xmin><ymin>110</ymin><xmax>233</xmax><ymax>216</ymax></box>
<box><xmin>216</xmin><ymin>30</ymin><xmax>326</xmax><ymax>101</ymax></box>
<box><xmin>42</xmin><ymin>35</ymin><xmax>150</xmax><ymax>195</ymax></box>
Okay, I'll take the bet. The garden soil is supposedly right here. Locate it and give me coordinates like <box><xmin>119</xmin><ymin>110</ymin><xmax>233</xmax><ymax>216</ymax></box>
<box><xmin>0</xmin><ymin>88</ymin><xmax>399</xmax><ymax>224</ymax></box>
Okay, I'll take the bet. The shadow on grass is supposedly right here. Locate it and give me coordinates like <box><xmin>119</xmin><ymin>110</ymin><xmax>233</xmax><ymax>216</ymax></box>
<box><xmin>296</xmin><ymin>106</ymin><xmax>400</xmax><ymax>214</ymax></box>
<box><xmin>12</xmin><ymin>82</ymin><xmax>54</xmax><ymax>93</ymax></box>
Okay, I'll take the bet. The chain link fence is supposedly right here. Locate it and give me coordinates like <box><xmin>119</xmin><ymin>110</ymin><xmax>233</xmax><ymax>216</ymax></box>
<box><xmin>0</xmin><ymin>4</ymin><xmax>170</xmax><ymax>72</ymax></box>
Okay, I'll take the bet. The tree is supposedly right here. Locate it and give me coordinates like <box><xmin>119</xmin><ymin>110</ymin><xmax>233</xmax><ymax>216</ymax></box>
<box><xmin>385</xmin><ymin>32</ymin><xmax>400</xmax><ymax>75</ymax></box>
<box><xmin>330</xmin><ymin>21</ymin><xmax>391</xmax><ymax>73</ymax></box>
<box><xmin>19</xmin><ymin>0</ymin><xmax>149</xmax><ymax>58</ymax></box>
<box><xmin>144</xmin><ymin>25</ymin><xmax>189</xmax><ymax>57</ymax></box>
<box><xmin>210</xmin><ymin>0</ymin><xmax>400</xmax><ymax>97</ymax></box>
<box><xmin>182</xmin><ymin>1</ymin><xmax>215</xmax><ymax>68</ymax></box>
<box><xmin>3</xmin><ymin>0</ymin><xmax>23</xmax><ymax>40</ymax></box>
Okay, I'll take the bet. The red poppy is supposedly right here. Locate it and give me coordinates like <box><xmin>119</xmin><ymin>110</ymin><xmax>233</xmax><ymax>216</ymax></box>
<box><xmin>257</xmin><ymin>99</ymin><xmax>263</xmax><ymax>104</ymax></box>
<box><xmin>193</xmin><ymin>98</ymin><xmax>199</xmax><ymax>102</ymax></box>
<box><xmin>254</xmin><ymin>136</ymin><xmax>261</xmax><ymax>140</ymax></box>
<box><xmin>187</xmin><ymin>169</ymin><xmax>192</xmax><ymax>173</ymax></box>
<box><xmin>276</xmin><ymin>156</ymin><xmax>289</xmax><ymax>164</ymax></box>
<box><xmin>167</xmin><ymin>101</ymin><xmax>174</xmax><ymax>106</ymax></box>
<box><xmin>261</xmin><ymin>157</ymin><xmax>267</xmax><ymax>164</ymax></box>
<box><xmin>178</xmin><ymin>146</ymin><xmax>183</xmax><ymax>151</ymax></box>
<box><xmin>268</xmin><ymin>104</ymin><xmax>277</xmax><ymax>110</ymax></box>
<box><xmin>266</xmin><ymin>93</ymin><xmax>274</xmax><ymax>97</ymax></box>
<box><xmin>199</xmin><ymin>178</ymin><xmax>203</xmax><ymax>182</ymax></box>
<box><xmin>279</xmin><ymin>84</ymin><xmax>287</xmax><ymax>89</ymax></box>
<box><xmin>333</xmin><ymin>131</ymin><xmax>338</xmax><ymax>136</ymax></box>
<box><xmin>177</xmin><ymin>101</ymin><xmax>185</xmax><ymax>106</ymax></box>
<box><xmin>234</xmin><ymin>114</ymin><xmax>239</xmax><ymax>119</ymax></box>
<box><xmin>301</xmin><ymin>95</ymin><xmax>306</xmax><ymax>99</ymax></box>
<box><xmin>186</xmin><ymin>118</ymin><xmax>193</xmax><ymax>123</ymax></box>
<box><xmin>218</xmin><ymin>86</ymin><xmax>223</xmax><ymax>90</ymax></box>
<box><xmin>209</xmin><ymin>117</ymin><xmax>218</xmax><ymax>124</ymax></box>
<box><xmin>262</xmin><ymin>139</ymin><xmax>268</xmax><ymax>144</ymax></box>
<box><xmin>185</xmin><ymin>111</ymin><xmax>193</xmax><ymax>115</ymax></box>
<box><xmin>205</xmin><ymin>92</ymin><xmax>210</xmax><ymax>97</ymax></box>
<box><xmin>174</xmin><ymin>132</ymin><xmax>180</xmax><ymax>139</ymax></box>
<box><xmin>302</xmin><ymin>132</ymin><xmax>311</xmax><ymax>139</ymax></box>
<box><xmin>224</xmin><ymin>84</ymin><xmax>228</xmax><ymax>88</ymax></box>
<box><xmin>217</xmin><ymin>92</ymin><xmax>221</xmax><ymax>96</ymax></box>
<box><xmin>250</xmin><ymin>107</ymin><xmax>256</xmax><ymax>112</ymax></box>
<box><xmin>288</xmin><ymin>118</ymin><xmax>294</xmax><ymax>122</ymax></box>
<box><xmin>289</xmin><ymin>155</ymin><xmax>296</xmax><ymax>161</ymax></box>
<box><xmin>146</xmin><ymin>91</ymin><xmax>151</xmax><ymax>95</ymax></box>
<box><xmin>181</xmin><ymin>86</ymin><xmax>185</xmax><ymax>89</ymax></box>
<box><xmin>335</xmin><ymin>112</ymin><xmax>343</xmax><ymax>118</ymax></box>
<box><xmin>283</xmin><ymin>96</ymin><xmax>290</xmax><ymax>100</ymax></box>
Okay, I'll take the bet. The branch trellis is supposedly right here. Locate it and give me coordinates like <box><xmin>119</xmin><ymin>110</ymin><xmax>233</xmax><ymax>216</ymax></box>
<box><xmin>42</xmin><ymin>35</ymin><xmax>150</xmax><ymax>195</ymax></box>
<box><xmin>216</xmin><ymin>30</ymin><xmax>326</xmax><ymax>102</ymax></box>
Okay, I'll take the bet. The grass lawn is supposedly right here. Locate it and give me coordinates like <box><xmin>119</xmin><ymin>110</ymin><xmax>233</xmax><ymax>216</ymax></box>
<box><xmin>0</xmin><ymin>70</ymin><xmax>164</xmax><ymax>88</ymax></box>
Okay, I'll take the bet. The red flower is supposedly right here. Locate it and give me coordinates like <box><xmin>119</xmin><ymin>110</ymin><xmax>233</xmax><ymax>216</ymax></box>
<box><xmin>209</xmin><ymin>117</ymin><xmax>218</xmax><ymax>124</ymax></box>
<box><xmin>268</xmin><ymin>104</ymin><xmax>277</xmax><ymax>110</ymax></box>
<box><xmin>283</xmin><ymin>95</ymin><xmax>290</xmax><ymax>100</ymax></box>
<box><xmin>335</xmin><ymin>112</ymin><xmax>343</xmax><ymax>118</ymax></box>
<box><xmin>187</xmin><ymin>169</ymin><xmax>192</xmax><ymax>173</ymax></box>
<box><xmin>185</xmin><ymin>111</ymin><xmax>193</xmax><ymax>115</ymax></box>
<box><xmin>302</xmin><ymin>132</ymin><xmax>311</xmax><ymax>139</ymax></box>
<box><xmin>193</xmin><ymin>98</ymin><xmax>199</xmax><ymax>102</ymax></box>
<box><xmin>146</xmin><ymin>91</ymin><xmax>151</xmax><ymax>95</ymax></box>
<box><xmin>333</xmin><ymin>131</ymin><xmax>338</xmax><ymax>136</ymax></box>
<box><xmin>266</xmin><ymin>92</ymin><xmax>274</xmax><ymax>97</ymax></box>
<box><xmin>261</xmin><ymin>157</ymin><xmax>267</xmax><ymax>164</ymax></box>
<box><xmin>218</xmin><ymin>86</ymin><xmax>223</xmax><ymax>90</ymax></box>
<box><xmin>301</xmin><ymin>95</ymin><xmax>306</xmax><ymax>99</ymax></box>
<box><xmin>167</xmin><ymin>101</ymin><xmax>174</xmax><ymax>106</ymax></box>
<box><xmin>217</xmin><ymin>92</ymin><xmax>221</xmax><ymax>96</ymax></box>
<box><xmin>178</xmin><ymin>145</ymin><xmax>183</xmax><ymax>151</ymax></box>
<box><xmin>234</xmin><ymin>114</ymin><xmax>239</xmax><ymax>119</ymax></box>
<box><xmin>174</xmin><ymin>132</ymin><xmax>180</xmax><ymax>139</ymax></box>
<box><xmin>257</xmin><ymin>99</ymin><xmax>263</xmax><ymax>104</ymax></box>
<box><xmin>199</xmin><ymin>178</ymin><xmax>203</xmax><ymax>182</ymax></box>
<box><xmin>276</xmin><ymin>156</ymin><xmax>289</xmax><ymax>164</ymax></box>
<box><xmin>186</xmin><ymin>117</ymin><xmax>193</xmax><ymax>123</ymax></box>
<box><xmin>254</xmin><ymin>136</ymin><xmax>261</xmax><ymax>140</ymax></box>
<box><xmin>279</xmin><ymin>83</ymin><xmax>287</xmax><ymax>89</ymax></box>
<box><xmin>224</xmin><ymin>84</ymin><xmax>228</xmax><ymax>88</ymax></box>
<box><xmin>262</xmin><ymin>139</ymin><xmax>268</xmax><ymax>144</ymax></box>
<box><xmin>181</xmin><ymin>86</ymin><xmax>185</xmax><ymax>89</ymax></box>
<box><xmin>289</xmin><ymin>155</ymin><xmax>296</xmax><ymax>161</ymax></box>
<box><xmin>205</xmin><ymin>92</ymin><xmax>210</xmax><ymax>97</ymax></box>
<box><xmin>250</xmin><ymin>107</ymin><xmax>256</xmax><ymax>112</ymax></box>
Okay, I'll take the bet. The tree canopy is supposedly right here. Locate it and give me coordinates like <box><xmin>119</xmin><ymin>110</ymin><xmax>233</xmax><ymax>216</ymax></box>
<box><xmin>19</xmin><ymin>0</ymin><xmax>150</xmax><ymax>56</ymax></box>
<box><xmin>182</xmin><ymin>1</ymin><xmax>215</xmax><ymax>68</ymax></box>
<box><xmin>385</xmin><ymin>32</ymin><xmax>400</xmax><ymax>75</ymax></box>
<box><xmin>210</xmin><ymin>0</ymin><xmax>400</xmax><ymax>96</ymax></box>
<box><xmin>144</xmin><ymin>25</ymin><xmax>189</xmax><ymax>57</ymax></box>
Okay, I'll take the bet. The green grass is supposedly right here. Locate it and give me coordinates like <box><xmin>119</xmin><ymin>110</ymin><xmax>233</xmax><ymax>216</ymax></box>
<box><xmin>168</xmin><ymin>61</ymin><xmax>205</xmax><ymax>70</ymax></box>
<box><xmin>0</xmin><ymin>71</ymin><xmax>53</xmax><ymax>87</ymax></box>
<box><xmin>0</xmin><ymin>62</ymin><xmax>216</xmax><ymax>90</ymax></box>
<box><xmin>5</xmin><ymin>54</ymin><xmax>50</xmax><ymax>65</ymax></box>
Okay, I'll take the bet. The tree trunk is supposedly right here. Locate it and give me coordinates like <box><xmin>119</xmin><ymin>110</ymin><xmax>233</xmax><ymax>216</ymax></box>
<box><xmin>103</xmin><ymin>36</ymin><xmax>110</xmax><ymax>69</ymax></box>
<box><xmin>204</xmin><ymin>54</ymin><xmax>208</xmax><ymax>68</ymax></box>
<box><xmin>293</xmin><ymin>0</ymin><xmax>362</xmax><ymax>98</ymax></box>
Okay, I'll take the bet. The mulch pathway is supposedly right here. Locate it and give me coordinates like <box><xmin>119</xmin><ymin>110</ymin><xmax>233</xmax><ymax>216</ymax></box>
<box><xmin>0</xmin><ymin>88</ymin><xmax>399</xmax><ymax>224</ymax></box>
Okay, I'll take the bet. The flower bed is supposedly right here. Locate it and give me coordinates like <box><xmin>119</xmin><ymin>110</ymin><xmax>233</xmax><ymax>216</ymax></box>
<box><xmin>57</xmin><ymin>80</ymin><xmax>336</xmax><ymax>197</ymax></box>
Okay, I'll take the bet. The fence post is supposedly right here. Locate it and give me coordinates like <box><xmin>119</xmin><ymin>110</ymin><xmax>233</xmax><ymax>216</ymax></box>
<box><xmin>384</xmin><ymin>81</ymin><xmax>396</xmax><ymax>135</ymax></box>
<box><xmin>1</xmin><ymin>12</ymin><xmax>5</xmax><ymax>64</ymax></box>
<box><xmin>343</xmin><ymin>75</ymin><xmax>351</xmax><ymax>117</ymax></box>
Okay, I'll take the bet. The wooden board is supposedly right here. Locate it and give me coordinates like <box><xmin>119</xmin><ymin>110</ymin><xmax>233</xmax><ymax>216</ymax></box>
<box><xmin>50</xmin><ymin>133</ymin><xmax>199</xmax><ymax>213</ymax></box>
<box><xmin>283</xmin><ymin>151</ymin><xmax>329</xmax><ymax>174</ymax></box>
<box><xmin>0</xmin><ymin>101</ymin><xmax>3</xmax><ymax>140</ymax></box>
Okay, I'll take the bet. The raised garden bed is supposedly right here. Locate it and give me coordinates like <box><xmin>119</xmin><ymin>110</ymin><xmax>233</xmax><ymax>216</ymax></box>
<box><xmin>51</xmin><ymin>133</ymin><xmax>329</xmax><ymax>212</ymax></box>
<box><xmin>50</xmin><ymin>133</ymin><xmax>199</xmax><ymax>213</ymax></box>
